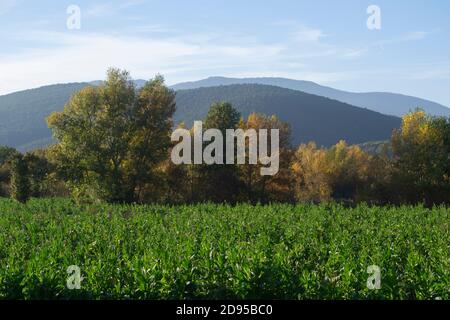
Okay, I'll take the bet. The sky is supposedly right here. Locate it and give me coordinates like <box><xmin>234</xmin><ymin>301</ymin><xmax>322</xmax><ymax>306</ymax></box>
<box><xmin>0</xmin><ymin>0</ymin><xmax>450</xmax><ymax>106</ymax></box>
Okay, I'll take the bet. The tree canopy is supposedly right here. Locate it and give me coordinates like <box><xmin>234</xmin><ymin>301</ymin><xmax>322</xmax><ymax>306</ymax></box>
<box><xmin>47</xmin><ymin>69</ymin><xmax>176</xmax><ymax>203</ymax></box>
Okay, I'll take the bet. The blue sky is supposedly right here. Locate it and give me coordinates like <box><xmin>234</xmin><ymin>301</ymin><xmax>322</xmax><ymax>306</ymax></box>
<box><xmin>1</xmin><ymin>0</ymin><xmax>450</xmax><ymax>106</ymax></box>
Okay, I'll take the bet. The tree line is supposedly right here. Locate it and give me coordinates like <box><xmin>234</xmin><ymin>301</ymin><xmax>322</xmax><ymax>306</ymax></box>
<box><xmin>0</xmin><ymin>69</ymin><xmax>448</xmax><ymax>206</ymax></box>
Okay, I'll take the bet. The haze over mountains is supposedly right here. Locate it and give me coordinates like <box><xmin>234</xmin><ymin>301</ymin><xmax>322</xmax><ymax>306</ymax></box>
<box><xmin>1</xmin><ymin>75</ymin><xmax>448</xmax><ymax>151</ymax></box>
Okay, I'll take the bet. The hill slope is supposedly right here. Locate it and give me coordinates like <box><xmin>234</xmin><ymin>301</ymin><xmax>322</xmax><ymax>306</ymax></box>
<box><xmin>172</xmin><ymin>77</ymin><xmax>450</xmax><ymax>117</ymax></box>
<box><xmin>175</xmin><ymin>84</ymin><xmax>401</xmax><ymax>146</ymax></box>
<box><xmin>0</xmin><ymin>83</ymin><xmax>89</xmax><ymax>150</ymax></box>
<box><xmin>0</xmin><ymin>82</ymin><xmax>401</xmax><ymax>150</ymax></box>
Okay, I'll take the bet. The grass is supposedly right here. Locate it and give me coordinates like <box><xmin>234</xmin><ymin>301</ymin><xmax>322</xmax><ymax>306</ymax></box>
<box><xmin>0</xmin><ymin>198</ymin><xmax>448</xmax><ymax>300</ymax></box>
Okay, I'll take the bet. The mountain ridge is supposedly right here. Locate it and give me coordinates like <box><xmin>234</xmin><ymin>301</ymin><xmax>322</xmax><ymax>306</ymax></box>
<box><xmin>171</xmin><ymin>76</ymin><xmax>450</xmax><ymax>117</ymax></box>
<box><xmin>2</xmin><ymin>76</ymin><xmax>448</xmax><ymax>117</ymax></box>
<box><xmin>173</xmin><ymin>83</ymin><xmax>401</xmax><ymax>147</ymax></box>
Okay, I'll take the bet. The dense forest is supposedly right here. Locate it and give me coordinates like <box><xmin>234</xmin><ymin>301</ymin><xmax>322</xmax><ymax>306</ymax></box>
<box><xmin>0</xmin><ymin>69</ymin><xmax>449</xmax><ymax>206</ymax></box>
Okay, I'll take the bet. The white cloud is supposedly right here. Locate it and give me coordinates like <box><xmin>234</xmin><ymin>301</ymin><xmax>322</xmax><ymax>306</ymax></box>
<box><xmin>0</xmin><ymin>16</ymin><xmax>373</xmax><ymax>95</ymax></box>
<box><xmin>340</xmin><ymin>30</ymin><xmax>434</xmax><ymax>60</ymax></box>
<box><xmin>342</xmin><ymin>48</ymin><xmax>368</xmax><ymax>59</ymax></box>
<box><xmin>0</xmin><ymin>31</ymin><xmax>287</xmax><ymax>94</ymax></box>
<box><xmin>275</xmin><ymin>22</ymin><xmax>361</xmax><ymax>61</ymax></box>
<box><xmin>292</xmin><ymin>26</ymin><xmax>325</xmax><ymax>43</ymax></box>
<box><xmin>3</xmin><ymin>20</ymin><xmax>425</xmax><ymax>95</ymax></box>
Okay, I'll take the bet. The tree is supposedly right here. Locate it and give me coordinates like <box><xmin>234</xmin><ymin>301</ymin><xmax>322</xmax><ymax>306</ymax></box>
<box><xmin>391</xmin><ymin>110</ymin><xmax>450</xmax><ymax>205</ymax></box>
<box><xmin>47</xmin><ymin>69</ymin><xmax>176</xmax><ymax>203</ymax></box>
<box><xmin>238</xmin><ymin>113</ymin><xmax>293</xmax><ymax>203</ymax></box>
<box><xmin>291</xmin><ymin>142</ymin><xmax>331</xmax><ymax>203</ymax></box>
<box><xmin>204</xmin><ymin>102</ymin><xmax>241</xmax><ymax>132</ymax></box>
<box><xmin>325</xmin><ymin>141</ymin><xmax>371</xmax><ymax>201</ymax></box>
<box><xmin>24</xmin><ymin>150</ymin><xmax>56</xmax><ymax>197</ymax></box>
<box><xmin>195</xmin><ymin>102</ymin><xmax>242</xmax><ymax>203</ymax></box>
<box><xmin>10</xmin><ymin>154</ymin><xmax>30</xmax><ymax>203</ymax></box>
<box><xmin>159</xmin><ymin>152</ymin><xmax>191</xmax><ymax>204</ymax></box>
<box><xmin>291</xmin><ymin>141</ymin><xmax>373</xmax><ymax>204</ymax></box>
<box><xmin>0</xmin><ymin>146</ymin><xmax>18</xmax><ymax>197</ymax></box>
<box><xmin>0</xmin><ymin>145</ymin><xmax>18</xmax><ymax>166</ymax></box>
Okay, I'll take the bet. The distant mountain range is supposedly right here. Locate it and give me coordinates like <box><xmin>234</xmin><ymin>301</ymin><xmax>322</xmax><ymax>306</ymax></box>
<box><xmin>172</xmin><ymin>77</ymin><xmax>450</xmax><ymax>117</ymax></box>
<box><xmin>0</xmin><ymin>80</ymin><xmax>402</xmax><ymax>151</ymax></box>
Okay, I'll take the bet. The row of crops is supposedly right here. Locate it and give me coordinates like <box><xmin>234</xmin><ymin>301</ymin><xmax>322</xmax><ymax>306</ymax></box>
<box><xmin>0</xmin><ymin>198</ymin><xmax>448</xmax><ymax>299</ymax></box>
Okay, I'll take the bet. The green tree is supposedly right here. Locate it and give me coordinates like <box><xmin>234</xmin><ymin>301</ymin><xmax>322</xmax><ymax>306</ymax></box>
<box><xmin>0</xmin><ymin>146</ymin><xmax>18</xmax><ymax>197</ymax></box>
<box><xmin>24</xmin><ymin>150</ymin><xmax>55</xmax><ymax>197</ymax></box>
<box><xmin>391</xmin><ymin>110</ymin><xmax>450</xmax><ymax>205</ymax></box>
<box><xmin>0</xmin><ymin>145</ymin><xmax>18</xmax><ymax>166</ymax></box>
<box><xmin>47</xmin><ymin>69</ymin><xmax>176</xmax><ymax>203</ymax></box>
<box><xmin>204</xmin><ymin>102</ymin><xmax>241</xmax><ymax>132</ymax></box>
<box><xmin>10</xmin><ymin>154</ymin><xmax>30</xmax><ymax>203</ymax></box>
<box><xmin>195</xmin><ymin>102</ymin><xmax>242</xmax><ymax>203</ymax></box>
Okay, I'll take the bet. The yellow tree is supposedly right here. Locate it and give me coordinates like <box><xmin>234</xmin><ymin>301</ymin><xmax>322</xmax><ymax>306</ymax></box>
<box><xmin>291</xmin><ymin>142</ymin><xmax>331</xmax><ymax>203</ymax></box>
<box><xmin>238</xmin><ymin>113</ymin><xmax>293</xmax><ymax>203</ymax></box>
<box><xmin>325</xmin><ymin>141</ymin><xmax>372</xmax><ymax>201</ymax></box>
<box><xmin>291</xmin><ymin>141</ymin><xmax>373</xmax><ymax>203</ymax></box>
<box><xmin>391</xmin><ymin>110</ymin><xmax>450</xmax><ymax>205</ymax></box>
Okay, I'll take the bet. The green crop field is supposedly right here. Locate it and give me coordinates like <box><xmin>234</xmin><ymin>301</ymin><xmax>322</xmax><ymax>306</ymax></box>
<box><xmin>0</xmin><ymin>198</ymin><xmax>448</xmax><ymax>300</ymax></box>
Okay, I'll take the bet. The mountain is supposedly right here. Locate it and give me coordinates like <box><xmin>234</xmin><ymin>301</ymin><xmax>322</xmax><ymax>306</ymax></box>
<box><xmin>0</xmin><ymin>83</ymin><xmax>89</xmax><ymax>150</ymax></box>
<box><xmin>0</xmin><ymin>82</ymin><xmax>401</xmax><ymax>151</ymax></box>
<box><xmin>172</xmin><ymin>77</ymin><xmax>450</xmax><ymax>117</ymax></box>
<box><xmin>174</xmin><ymin>84</ymin><xmax>400</xmax><ymax>146</ymax></box>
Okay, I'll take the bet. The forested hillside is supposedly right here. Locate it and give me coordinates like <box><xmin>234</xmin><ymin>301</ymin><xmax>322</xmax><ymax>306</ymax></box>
<box><xmin>0</xmin><ymin>83</ymin><xmax>89</xmax><ymax>149</ymax></box>
<box><xmin>175</xmin><ymin>84</ymin><xmax>401</xmax><ymax>146</ymax></box>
